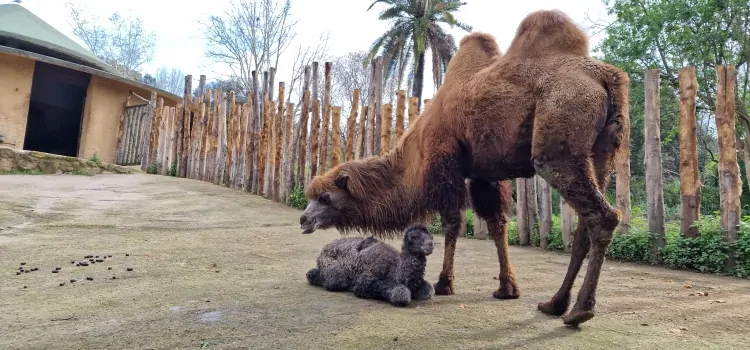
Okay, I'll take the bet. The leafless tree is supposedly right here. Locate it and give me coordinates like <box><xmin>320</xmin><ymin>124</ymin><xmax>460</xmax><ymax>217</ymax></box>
<box><xmin>286</xmin><ymin>32</ymin><xmax>331</xmax><ymax>115</ymax></box>
<box><xmin>66</xmin><ymin>2</ymin><xmax>156</xmax><ymax>80</ymax></box>
<box><xmin>202</xmin><ymin>0</ymin><xmax>297</xmax><ymax>92</ymax></box>
<box><xmin>152</xmin><ymin>66</ymin><xmax>186</xmax><ymax>96</ymax></box>
<box><xmin>330</xmin><ymin>51</ymin><xmax>372</xmax><ymax>115</ymax></box>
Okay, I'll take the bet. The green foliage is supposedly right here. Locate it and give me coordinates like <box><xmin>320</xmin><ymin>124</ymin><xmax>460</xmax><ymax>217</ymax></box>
<box><xmin>86</xmin><ymin>153</ymin><xmax>102</xmax><ymax>167</ymax></box>
<box><xmin>146</xmin><ymin>162</ymin><xmax>158</xmax><ymax>174</ymax></box>
<box><xmin>288</xmin><ymin>187</ymin><xmax>308</xmax><ymax>210</ymax></box>
<box><xmin>167</xmin><ymin>160</ymin><xmax>178</xmax><ymax>177</ymax></box>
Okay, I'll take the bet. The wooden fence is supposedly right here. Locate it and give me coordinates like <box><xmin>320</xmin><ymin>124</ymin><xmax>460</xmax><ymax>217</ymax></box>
<box><xmin>131</xmin><ymin>60</ymin><xmax>742</xmax><ymax>268</ymax></box>
<box><xmin>114</xmin><ymin>93</ymin><xmax>154</xmax><ymax>166</ymax></box>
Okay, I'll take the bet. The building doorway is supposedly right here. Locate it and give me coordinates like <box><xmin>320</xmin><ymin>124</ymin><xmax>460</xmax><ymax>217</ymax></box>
<box><xmin>23</xmin><ymin>61</ymin><xmax>90</xmax><ymax>157</ymax></box>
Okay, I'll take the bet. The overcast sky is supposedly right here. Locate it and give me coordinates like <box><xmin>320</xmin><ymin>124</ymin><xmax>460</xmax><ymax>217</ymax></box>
<box><xmin>5</xmin><ymin>0</ymin><xmax>613</xmax><ymax>98</ymax></box>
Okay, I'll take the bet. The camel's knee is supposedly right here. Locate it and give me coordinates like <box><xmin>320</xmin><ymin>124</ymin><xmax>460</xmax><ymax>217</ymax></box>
<box><xmin>585</xmin><ymin>207</ymin><xmax>621</xmax><ymax>245</ymax></box>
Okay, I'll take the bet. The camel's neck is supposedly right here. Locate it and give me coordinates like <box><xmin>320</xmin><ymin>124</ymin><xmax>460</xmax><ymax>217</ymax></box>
<box><xmin>398</xmin><ymin>252</ymin><xmax>427</xmax><ymax>287</ymax></box>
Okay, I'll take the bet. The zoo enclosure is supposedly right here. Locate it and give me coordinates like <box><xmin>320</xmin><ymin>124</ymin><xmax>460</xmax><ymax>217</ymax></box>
<box><xmin>120</xmin><ymin>58</ymin><xmax>743</xmax><ymax>270</ymax></box>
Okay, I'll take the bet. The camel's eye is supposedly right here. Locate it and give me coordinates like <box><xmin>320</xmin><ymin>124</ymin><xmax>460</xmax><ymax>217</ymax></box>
<box><xmin>319</xmin><ymin>192</ymin><xmax>331</xmax><ymax>205</ymax></box>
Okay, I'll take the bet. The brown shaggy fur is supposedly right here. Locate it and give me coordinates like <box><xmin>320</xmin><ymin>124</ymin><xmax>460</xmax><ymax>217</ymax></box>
<box><xmin>300</xmin><ymin>9</ymin><xmax>630</xmax><ymax>327</ymax></box>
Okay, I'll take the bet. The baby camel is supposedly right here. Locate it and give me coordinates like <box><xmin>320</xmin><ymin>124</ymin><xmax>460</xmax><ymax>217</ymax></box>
<box><xmin>306</xmin><ymin>224</ymin><xmax>434</xmax><ymax>307</ymax></box>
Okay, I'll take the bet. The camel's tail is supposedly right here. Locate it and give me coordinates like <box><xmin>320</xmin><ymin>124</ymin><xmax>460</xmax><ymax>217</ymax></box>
<box><xmin>597</xmin><ymin>68</ymin><xmax>631</xmax><ymax>161</ymax></box>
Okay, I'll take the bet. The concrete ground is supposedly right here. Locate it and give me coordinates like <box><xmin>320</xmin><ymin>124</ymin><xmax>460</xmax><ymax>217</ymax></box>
<box><xmin>1</xmin><ymin>173</ymin><xmax>749</xmax><ymax>350</ymax></box>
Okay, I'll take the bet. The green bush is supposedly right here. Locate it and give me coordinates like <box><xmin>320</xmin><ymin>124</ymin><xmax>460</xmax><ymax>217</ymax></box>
<box><xmin>288</xmin><ymin>187</ymin><xmax>308</xmax><ymax>210</ymax></box>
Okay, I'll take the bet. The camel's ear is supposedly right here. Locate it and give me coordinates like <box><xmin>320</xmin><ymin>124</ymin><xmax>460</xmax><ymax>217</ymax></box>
<box><xmin>334</xmin><ymin>173</ymin><xmax>349</xmax><ymax>190</ymax></box>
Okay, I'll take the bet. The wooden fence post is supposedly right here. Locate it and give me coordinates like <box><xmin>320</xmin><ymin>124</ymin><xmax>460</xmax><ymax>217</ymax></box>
<box><xmin>283</xmin><ymin>102</ymin><xmax>295</xmax><ymax>202</ymax></box>
<box><xmin>525</xmin><ymin>176</ymin><xmax>539</xmax><ymax>244</ymax></box>
<box><xmin>273</xmin><ymin>83</ymin><xmax>286</xmax><ymax>202</ymax></box>
<box><xmin>372</xmin><ymin>57</ymin><xmax>384</xmax><ymax>155</ymax></box>
<box><xmin>356</xmin><ymin>104</ymin><xmax>368</xmax><ymax>159</ymax></box>
<box><xmin>407</xmin><ymin>96</ymin><xmax>418</xmax><ymax>128</ymax></box>
<box><xmin>251</xmin><ymin>71</ymin><xmax>260</xmax><ymax>194</ymax></box>
<box><xmin>560</xmin><ymin>197</ymin><xmax>574</xmax><ymax>252</ymax></box>
<box><xmin>644</xmin><ymin>69</ymin><xmax>666</xmax><ymax>264</ymax></box>
<box><xmin>395</xmin><ymin>90</ymin><xmax>406</xmax><ymax>142</ymax></box>
<box><xmin>179</xmin><ymin>74</ymin><xmax>192</xmax><ymax>178</ymax></box>
<box><xmin>140</xmin><ymin>92</ymin><xmax>157</xmax><ymax>171</ymax></box>
<box><xmin>715</xmin><ymin>64</ymin><xmax>741</xmax><ymax>271</ymax></box>
<box><xmin>319</xmin><ymin>104</ymin><xmax>330</xmax><ymax>174</ymax></box>
<box><xmin>225</xmin><ymin>92</ymin><xmax>236</xmax><ymax>188</ymax></box>
<box><xmin>243</xmin><ymin>95</ymin><xmax>255</xmax><ymax>192</ymax></box>
<box><xmin>310</xmin><ymin>99</ymin><xmax>321</xmax><ymax>178</ymax></box>
<box><xmin>199</xmin><ymin>89</ymin><xmax>211</xmax><ymax>182</ymax></box>
<box><xmin>330</xmin><ymin>106</ymin><xmax>342</xmax><ymax>168</ymax></box>
<box><xmin>344</xmin><ymin>89</ymin><xmax>360</xmax><ymax>162</ymax></box>
<box><xmin>678</xmin><ymin>66</ymin><xmax>701</xmax><ymax>238</ymax></box>
<box><xmin>516</xmin><ymin>178</ymin><xmax>529</xmax><ymax>246</ymax></box>
<box><xmin>298</xmin><ymin>90</ymin><xmax>310</xmax><ymax>189</ymax></box>
<box><xmin>538</xmin><ymin>176</ymin><xmax>552</xmax><ymax>249</ymax></box>
<box><xmin>169</xmin><ymin>104</ymin><xmax>181</xmax><ymax>174</ymax></box>
<box><xmin>115</xmin><ymin>93</ymin><xmax>132</xmax><ymax>165</ymax></box>
<box><xmin>380</xmin><ymin>103</ymin><xmax>393</xmax><ymax>155</ymax></box>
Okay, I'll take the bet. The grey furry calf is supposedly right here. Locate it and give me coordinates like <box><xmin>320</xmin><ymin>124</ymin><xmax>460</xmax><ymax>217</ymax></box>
<box><xmin>306</xmin><ymin>223</ymin><xmax>435</xmax><ymax>307</ymax></box>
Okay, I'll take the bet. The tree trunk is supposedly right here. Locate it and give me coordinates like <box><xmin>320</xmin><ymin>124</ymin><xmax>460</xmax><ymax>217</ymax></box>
<box><xmin>644</xmin><ymin>69</ymin><xmax>666</xmax><ymax>264</ymax></box>
<box><xmin>412</xmin><ymin>50</ymin><xmax>426</xmax><ymax>111</ymax></box>
<box><xmin>678</xmin><ymin>66</ymin><xmax>701</xmax><ymax>238</ymax></box>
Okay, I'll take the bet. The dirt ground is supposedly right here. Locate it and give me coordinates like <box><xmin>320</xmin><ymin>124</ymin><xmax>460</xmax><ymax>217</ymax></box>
<box><xmin>1</xmin><ymin>173</ymin><xmax>749</xmax><ymax>350</ymax></box>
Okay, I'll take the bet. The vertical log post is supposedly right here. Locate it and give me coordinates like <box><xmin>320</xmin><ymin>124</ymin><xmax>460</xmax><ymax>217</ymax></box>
<box><xmin>525</xmin><ymin>176</ymin><xmax>539</xmax><ymax>245</ymax></box>
<box><xmin>372</xmin><ymin>57</ymin><xmax>384</xmax><ymax>155</ymax></box>
<box><xmin>344</xmin><ymin>88</ymin><xmax>360</xmax><ymax>162</ymax></box>
<box><xmin>356</xmin><ymin>105</ymin><xmax>368</xmax><ymax>159</ymax></box>
<box><xmin>115</xmin><ymin>93</ymin><xmax>132</xmax><ymax>165</ymax></box>
<box><xmin>273</xmin><ymin>83</ymin><xmax>285</xmax><ymax>202</ymax></box>
<box><xmin>407</xmin><ymin>96</ymin><xmax>418</xmax><ymax>128</ymax></box>
<box><xmin>170</xmin><ymin>104</ymin><xmax>181</xmax><ymax>175</ymax></box>
<box><xmin>258</xmin><ymin>100</ymin><xmax>272</xmax><ymax>196</ymax></box>
<box><xmin>140</xmin><ymin>92</ymin><xmax>157</xmax><ymax>171</ymax></box>
<box><xmin>644</xmin><ymin>69</ymin><xmax>666</xmax><ymax>264</ymax></box>
<box><xmin>283</xmin><ymin>102</ymin><xmax>295</xmax><ymax>202</ymax></box>
<box><xmin>319</xmin><ymin>105</ymin><xmax>330</xmax><ymax>174</ymax></box>
<box><xmin>310</xmin><ymin>99</ymin><xmax>321</xmax><ymax>178</ymax></box>
<box><xmin>225</xmin><ymin>92</ymin><xmax>236</xmax><ymax>188</ymax></box>
<box><xmin>243</xmin><ymin>94</ymin><xmax>254</xmax><ymax>192</ymax></box>
<box><xmin>330</xmin><ymin>106</ymin><xmax>342</xmax><ymax>168</ymax></box>
<box><xmin>678</xmin><ymin>66</ymin><xmax>701</xmax><ymax>238</ymax></box>
<box><xmin>251</xmin><ymin>71</ymin><xmax>260</xmax><ymax>194</ymax></box>
<box><xmin>216</xmin><ymin>91</ymin><xmax>228</xmax><ymax>186</ymax></box>
<box><xmin>380</xmin><ymin>103</ymin><xmax>393</xmax><ymax>155</ymax></box>
<box><xmin>715</xmin><ymin>64</ymin><xmax>741</xmax><ymax>270</ymax></box>
<box><xmin>179</xmin><ymin>75</ymin><xmax>192</xmax><ymax>177</ymax></box>
<box><xmin>365</xmin><ymin>59</ymin><xmax>377</xmax><ymax>157</ymax></box>
<box><xmin>298</xmin><ymin>90</ymin><xmax>310</xmax><ymax>189</ymax></box>
<box><xmin>538</xmin><ymin>176</ymin><xmax>552</xmax><ymax>249</ymax></box>
<box><xmin>199</xmin><ymin>90</ymin><xmax>211</xmax><ymax>181</ymax></box>
<box><xmin>516</xmin><ymin>178</ymin><xmax>529</xmax><ymax>246</ymax></box>
<box><xmin>395</xmin><ymin>90</ymin><xmax>406</xmax><ymax>142</ymax></box>
<box><xmin>560</xmin><ymin>197</ymin><xmax>575</xmax><ymax>253</ymax></box>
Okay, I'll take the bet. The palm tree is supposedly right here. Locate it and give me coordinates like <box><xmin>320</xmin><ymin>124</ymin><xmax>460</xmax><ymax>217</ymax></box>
<box><xmin>365</xmin><ymin>0</ymin><xmax>472</xmax><ymax>109</ymax></box>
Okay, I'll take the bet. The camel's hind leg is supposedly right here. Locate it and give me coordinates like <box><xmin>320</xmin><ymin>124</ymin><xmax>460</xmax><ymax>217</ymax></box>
<box><xmin>469</xmin><ymin>179</ymin><xmax>519</xmax><ymax>299</ymax></box>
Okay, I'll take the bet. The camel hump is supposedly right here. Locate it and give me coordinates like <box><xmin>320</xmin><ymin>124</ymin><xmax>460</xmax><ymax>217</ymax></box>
<box><xmin>506</xmin><ymin>9</ymin><xmax>590</xmax><ymax>58</ymax></box>
<box><xmin>443</xmin><ymin>32</ymin><xmax>502</xmax><ymax>87</ymax></box>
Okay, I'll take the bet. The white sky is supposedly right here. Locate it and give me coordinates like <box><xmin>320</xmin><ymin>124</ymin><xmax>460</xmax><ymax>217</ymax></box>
<box><xmin>4</xmin><ymin>0</ymin><xmax>613</xmax><ymax>99</ymax></box>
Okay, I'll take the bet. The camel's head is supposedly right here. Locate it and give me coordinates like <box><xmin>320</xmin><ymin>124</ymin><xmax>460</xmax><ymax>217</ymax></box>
<box><xmin>299</xmin><ymin>171</ymin><xmax>355</xmax><ymax>234</ymax></box>
<box><xmin>401</xmin><ymin>224</ymin><xmax>434</xmax><ymax>256</ymax></box>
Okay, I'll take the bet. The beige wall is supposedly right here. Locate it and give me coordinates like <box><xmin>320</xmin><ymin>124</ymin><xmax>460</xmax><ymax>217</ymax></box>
<box><xmin>0</xmin><ymin>53</ymin><xmax>34</xmax><ymax>150</ymax></box>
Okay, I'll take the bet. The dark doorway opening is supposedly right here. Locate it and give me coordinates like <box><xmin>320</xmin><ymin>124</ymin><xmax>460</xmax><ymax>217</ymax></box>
<box><xmin>23</xmin><ymin>61</ymin><xmax>90</xmax><ymax>157</ymax></box>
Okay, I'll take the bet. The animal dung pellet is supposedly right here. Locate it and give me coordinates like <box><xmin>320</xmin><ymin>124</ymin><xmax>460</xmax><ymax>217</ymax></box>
<box><xmin>22</xmin><ymin>286</ymin><xmax>27</xmax><ymax>289</ymax></box>
<box><xmin>15</xmin><ymin>272</ymin><xmax>20</xmax><ymax>275</ymax></box>
<box><xmin>70</xmin><ymin>279</ymin><xmax>76</xmax><ymax>283</ymax></box>
<box><xmin>85</xmin><ymin>255</ymin><xmax>93</xmax><ymax>259</ymax></box>
<box><xmin>95</xmin><ymin>256</ymin><xmax>99</xmax><ymax>258</ymax></box>
<box><xmin>52</xmin><ymin>270</ymin><xmax>59</xmax><ymax>273</ymax></box>
<box><xmin>125</xmin><ymin>254</ymin><xmax>130</xmax><ymax>256</ymax></box>
<box><xmin>20</xmin><ymin>262</ymin><xmax>26</xmax><ymax>265</ymax></box>
<box><xmin>79</xmin><ymin>262</ymin><xmax>89</xmax><ymax>267</ymax></box>
<box><xmin>96</xmin><ymin>259</ymin><xmax>103</xmax><ymax>263</ymax></box>
<box><xmin>32</xmin><ymin>268</ymin><xmax>38</xmax><ymax>271</ymax></box>
<box><xmin>71</xmin><ymin>261</ymin><xmax>76</xmax><ymax>264</ymax></box>
<box><xmin>111</xmin><ymin>276</ymin><xmax>117</xmax><ymax>280</ymax></box>
<box><xmin>126</xmin><ymin>267</ymin><xmax>133</xmax><ymax>272</ymax></box>
<box><xmin>107</xmin><ymin>255</ymin><xmax>112</xmax><ymax>258</ymax></box>
<box><xmin>55</xmin><ymin>267</ymin><xmax>61</xmax><ymax>271</ymax></box>
<box><xmin>59</xmin><ymin>282</ymin><xmax>65</xmax><ymax>286</ymax></box>
<box><xmin>18</xmin><ymin>267</ymin><xmax>23</xmax><ymax>270</ymax></box>
<box><xmin>85</xmin><ymin>277</ymin><xmax>93</xmax><ymax>281</ymax></box>
<box><xmin>107</xmin><ymin>267</ymin><xmax>112</xmax><ymax>270</ymax></box>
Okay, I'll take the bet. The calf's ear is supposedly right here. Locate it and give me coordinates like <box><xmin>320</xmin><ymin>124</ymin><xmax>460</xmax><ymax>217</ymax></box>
<box><xmin>334</xmin><ymin>173</ymin><xmax>349</xmax><ymax>190</ymax></box>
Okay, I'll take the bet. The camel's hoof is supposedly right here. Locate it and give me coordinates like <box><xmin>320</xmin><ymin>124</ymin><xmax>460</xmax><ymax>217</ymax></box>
<box><xmin>433</xmin><ymin>281</ymin><xmax>454</xmax><ymax>295</ymax></box>
<box><xmin>537</xmin><ymin>300</ymin><xmax>568</xmax><ymax>317</ymax></box>
<box><xmin>562</xmin><ymin>310</ymin><xmax>595</xmax><ymax>327</ymax></box>
<box><xmin>492</xmin><ymin>283</ymin><xmax>520</xmax><ymax>300</ymax></box>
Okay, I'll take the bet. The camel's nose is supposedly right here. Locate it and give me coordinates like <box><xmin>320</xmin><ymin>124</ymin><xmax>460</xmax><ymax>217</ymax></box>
<box><xmin>300</xmin><ymin>214</ymin><xmax>308</xmax><ymax>225</ymax></box>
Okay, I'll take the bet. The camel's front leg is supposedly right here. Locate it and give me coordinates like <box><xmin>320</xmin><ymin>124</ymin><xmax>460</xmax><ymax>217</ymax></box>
<box><xmin>433</xmin><ymin>209</ymin><xmax>466</xmax><ymax>295</ymax></box>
